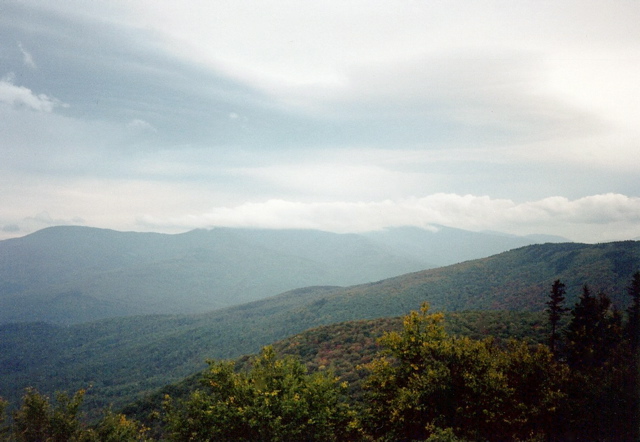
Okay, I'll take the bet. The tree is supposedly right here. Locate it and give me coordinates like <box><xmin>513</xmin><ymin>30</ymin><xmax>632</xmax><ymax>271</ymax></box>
<box><xmin>13</xmin><ymin>388</ymin><xmax>85</xmax><ymax>442</ymax></box>
<box><xmin>626</xmin><ymin>270</ymin><xmax>640</xmax><ymax>350</ymax></box>
<box><xmin>564</xmin><ymin>285</ymin><xmax>622</xmax><ymax>370</ymax></box>
<box><xmin>0</xmin><ymin>397</ymin><xmax>9</xmax><ymax>440</ymax></box>
<box><xmin>362</xmin><ymin>303</ymin><xmax>565</xmax><ymax>441</ymax></box>
<box><xmin>624</xmin><ymin>271</ymin><xmax>640</xmax><ymax>441</ymax></box>
<box><xmin>561</xmin><ymin>285</ymin><xmax>632</xmax><ymax>440</ymax></box>
<box><xmin>163</xmin><ymin>346</ymin><xmax>356</xmax><ymax>441</ymax></box>
<box><xmin>82</xmin><ymin>410</ymin><xmax>151</xmax><ymax>442</ymax></box>
<box><xmin>546</xmin><ymin>280</ymin><xmax>569</xmax><ymax>356</ymax></box>
<box><xmin>8</xmin><ymin>388</ymin><xmax>150</xmax><ymax>442</ymax></box>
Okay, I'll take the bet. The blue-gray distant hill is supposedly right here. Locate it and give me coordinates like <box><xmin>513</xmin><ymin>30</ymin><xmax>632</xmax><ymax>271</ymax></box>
<box><xmin>0</xmin><ymin>225</ymin><xmax>564</xmax><ymax>324</ymax></box>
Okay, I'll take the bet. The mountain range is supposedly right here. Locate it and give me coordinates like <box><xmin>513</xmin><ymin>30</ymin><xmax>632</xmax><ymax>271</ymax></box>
<box><xmin>0</xmin><ymin>225</ymin><xmax>564</xmax><ymax>324</ymax></box>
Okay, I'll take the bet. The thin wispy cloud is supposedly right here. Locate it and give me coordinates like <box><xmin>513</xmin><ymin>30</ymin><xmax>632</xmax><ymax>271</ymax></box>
<box><xmin>128</xmin><ymin>118</ymin><xmax>157</xmax><ymax>133</ymax></box>
<box><xmin>17</xmin><ymin>41</ymin><xmax>36</xmax><ymax>68</ymax></box>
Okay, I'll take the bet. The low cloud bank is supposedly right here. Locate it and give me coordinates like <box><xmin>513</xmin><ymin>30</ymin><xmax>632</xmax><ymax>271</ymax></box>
<box><xmin>138</xmin><ymin>193</ymin><xmax>640</xmax><ymax>243</ymax></box>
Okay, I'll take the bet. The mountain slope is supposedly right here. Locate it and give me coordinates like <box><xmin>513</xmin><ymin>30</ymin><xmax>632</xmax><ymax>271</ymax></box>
<box><xmin>363</xmin><ymin>225</ymin><xmax>566</xmax><ymax>266</ymax></box>
<box><xmin>122</xmin><ymin>310</ymin><xmax>549</xmax><ymax>422</ymax></box>
<box><xmin>0</xmin><ymin>227</ymin><xmax>430</xmax><ymax>323</ymax></box>
<box><xmin>0</xmin><ymin>225</ymin><xmax>560</xmax><ymax>324</ymax></box>
<box><xmin>1</xmin><ymin>240</ymin><xmax>637</xmax><ymax>413</ymax></box>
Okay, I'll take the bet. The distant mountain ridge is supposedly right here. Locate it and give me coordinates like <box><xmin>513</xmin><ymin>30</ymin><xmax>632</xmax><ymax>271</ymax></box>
<box><xmin>0</xmin><ymin>225</ymin><xmax>562</xmax><ymax>324</ymax></box>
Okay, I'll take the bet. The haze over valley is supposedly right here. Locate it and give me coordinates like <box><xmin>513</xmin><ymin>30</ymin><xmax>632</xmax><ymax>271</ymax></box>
<box><xmin>0</xmin><ymin>225</ymin><xmax>564</xmax><ymax>324</ymax></box>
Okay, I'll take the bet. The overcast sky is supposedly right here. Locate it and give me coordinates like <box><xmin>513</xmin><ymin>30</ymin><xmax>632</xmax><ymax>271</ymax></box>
<box><xmin>1</xmin><ymin>0</ymin><xmax>639</xmax><ymax>243</ymax></box>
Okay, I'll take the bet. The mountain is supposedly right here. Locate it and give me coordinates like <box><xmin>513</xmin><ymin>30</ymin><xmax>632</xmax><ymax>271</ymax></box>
<box><xmin>363</xmin><ymin>225</ymin><xmax>566</xmax><ymax>266</ymax></box>
<box><xmin>0</xmin><ymin>226</ymin><xmax>428</xmax><ymax>324</ymax></box>
<box><xmin>0</xmin><ymin>225</ymin><xmax>559</xmax><ymax>324</ymax></box>
<box><xmin>1</xmin><ymin>240</ymin><xmax>637</xmax><ymax>413</ymax></box>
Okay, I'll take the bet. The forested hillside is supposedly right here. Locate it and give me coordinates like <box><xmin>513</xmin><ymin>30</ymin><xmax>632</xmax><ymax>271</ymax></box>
<box><xmin>1</xmin><ymin>240</ymin><xmax>637</xmax><ymax>416</ymax></box>
<box><xmin>0</xmin><ymin>225</ymin><xmax>552</xmax><ymax>324</ymax></box>
<box><xmin>123</xmin><ymin>310</ymin><xmax>548</xmax><ymax>422</ymax></box>
<box><xmin>4</xmin><ymin>291</ymin><xmax>638</xmax><ymax>441</ymax></box>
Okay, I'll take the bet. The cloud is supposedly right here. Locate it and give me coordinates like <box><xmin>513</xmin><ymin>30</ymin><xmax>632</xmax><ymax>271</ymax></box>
<box><xmin>6</xmin><ymin>211</ymin><xmax>87</xmax><ymax>237</ymax></box>
<box><xmin>0</xmin><ymin>1</ymin><xmax>638</xmax><ymax>245</ymax></box>
<box><xmin>17</xmin><ymin>41</ymin><xmax>36</xmax><ymax>68</ymax></box>
<box><xmin>0</xmin><ymin>76</ymin><xmax>66</xmax><ymax>112</ymax></box>
<box><xmin>24</xmin><ymin>211</ymin><xmax>85</xmax><ymax>227</ymax></box>
<box><xmin>137</xmin><ymin>193</ymin><xmax>640</xmax><ymax>243</ymax></box>
<box><xmin>128</xmin><ymin>118</ymin><xmax>157</xmax><ymax>132</ymax></box>
<box><xmin>1</xmin><ymin>224</ymin><xmax>20</xmax><ymax>233</ymax></box>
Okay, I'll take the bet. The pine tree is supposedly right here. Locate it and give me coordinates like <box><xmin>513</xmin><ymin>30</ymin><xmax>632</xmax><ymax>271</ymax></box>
<box><xmin>562</xmin><ymin>285</ymin><xmax>629</xmax><ymax>440</ymax></box>
<box><xmin>546</xmin><ymin>279</ymin><xmax>569</xmax><ymax>356</ymax></box>
<box><xmin>626</xmin><ymin>270</ymin><xmax>640</xmax><ymax>350</ymax></box>
<box><xmin>624</xmin><ymin>271</ymin><xmax>640</xmax><ymax>441</ymax></box>
<box><xmin>564</xmin><ymin>285</ymin><xmax>622</xmax><ymax>370</ymax></box>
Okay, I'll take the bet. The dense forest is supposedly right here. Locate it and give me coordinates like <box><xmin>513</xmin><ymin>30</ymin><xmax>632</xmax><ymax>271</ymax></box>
<box><xmin>1</xmin><ymin>273</ymin><xmax>638</xmax><ymax>441</ymax></box>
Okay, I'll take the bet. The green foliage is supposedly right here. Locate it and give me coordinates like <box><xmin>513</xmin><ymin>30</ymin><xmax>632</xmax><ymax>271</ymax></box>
<box><xmin>0</xmin><ymin>397</ymin><xmax>8</xmax><ymax>439</ymax></box>
<box><xmin>362</xmin><ymin>303</ymin><xmax>567</xmax><ymax>441</ymax></box>
<box><xmin>3</xmin><ymin>388</ymin><xmax>150</xmax><ymax>442</ymax></box>
<box><xmin>4</xmin><ymin>279</ymin><xmax>638</xmax><ymax>441</ymax></box>
<box><xmin>81</xmin><ymin>410</ymin><xmax>151</xmax><ymax>442</ymax></box>
<box><xmin>122</xmin><ymin>310</ymin><xmax>547</xmax><ymax>425</ymax></box>
<box><xmin>12</xmin><ymin>388</ymin><xmax>85</xmax><ymax>442</ymax></box>
<box><xmin>163</xmin><ymin>346</ymin><xmax>356</xmax><ymax>441</ymax></box>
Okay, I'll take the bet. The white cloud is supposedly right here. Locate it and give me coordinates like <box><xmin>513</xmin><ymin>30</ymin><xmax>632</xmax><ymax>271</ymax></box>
<box><xmin>233</xmin><ymin>162</ymin><xmax>428</xmax><ymax>200</ymax></box>
<box><xmin>124</xmin><ymin>1</ymin><xmax>640</xmax><ymax>109</ymax></box>
<box><xmin>137</xmin><ymin>193</ymin><xmax>640</xmax><ymax>243</ymax></box>
<box><xmin>0</xmin><ymin>76</ymin><xmax>66</xmax><ymax>112</ymax></box>
<box><xmin>112</xmin><ymin>0</ymin><xmax>638</xmax><ymax>167</ymax></box>
<box><xmin>127</xmin><ymin>118</ymin><xmax>157</xmax><ymax>132</ymax></box>
<box><xmin>24</xmin><ymin>211</ymin><xmax>85</xmax><ymax>227</ymax></box>
<box><xmin>17</xmin><ymin>41</ymin><xmax>36</xmax><ymax>68</ymax></box>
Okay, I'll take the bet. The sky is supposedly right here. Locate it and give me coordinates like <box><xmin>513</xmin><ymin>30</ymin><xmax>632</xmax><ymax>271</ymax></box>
<box><xmin>1</xmin><ymin>0</ymin><xmax>639</xmax><ymax>243</ymax></box>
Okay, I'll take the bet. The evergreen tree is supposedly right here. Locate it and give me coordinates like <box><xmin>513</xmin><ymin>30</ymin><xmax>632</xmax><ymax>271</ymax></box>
<box><xmin>564</xmin><ymin>285</ymin><xmax>622</xmax><ymax>370</ymax></box>
<box><xmin>624</xmin><ymin>271</ymin><xmax>640</xmax><ymax>441</ymax></box>
<box><xmin>561</xmin><ymin>285</ymin><xmax>631</xmax><ymax>440</ymax></box>
<box><xmin>626</xmin><ymin>270</ymin><xmax>640</xmax><ymax>350</ymax></box>
<box><xmin>546</xmin><ymin>279</ymin><xmax>569</xmax><ymax>356</ymax></box>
